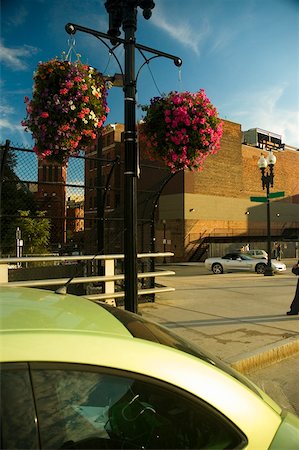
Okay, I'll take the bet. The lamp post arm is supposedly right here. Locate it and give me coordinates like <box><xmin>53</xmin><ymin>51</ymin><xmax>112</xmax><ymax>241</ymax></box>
<box><xmin>149</xmin><ymin>170</ymin><xmax>180</xmax><ymax>288</ymax></box>
<box><xmin>136</xmin><ymin>52</ymin><xmax>160</xmax><ymax>83</ymax></box>
<box><xmin>95</xmin><ymin>37</ymin><xmax>124</xmax><ymax>79</ymax></box>
<box><xmin>65</xmin><ymin>22</ymin><xmax>182</xmax><ymax>67</ymax></box>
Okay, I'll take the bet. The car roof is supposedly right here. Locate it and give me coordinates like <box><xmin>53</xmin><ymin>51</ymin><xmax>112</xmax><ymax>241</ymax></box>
<box><xmin>0</xmin><ymin>286</ymin><xmax>132</xmax><ymax>338</ymax></box>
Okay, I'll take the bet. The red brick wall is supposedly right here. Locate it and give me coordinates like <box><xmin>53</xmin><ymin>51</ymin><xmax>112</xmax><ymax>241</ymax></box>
<box><xmin>184</xmin><ymin>120</ymin><xmax>243</xmax><ymax>197</ymax></box>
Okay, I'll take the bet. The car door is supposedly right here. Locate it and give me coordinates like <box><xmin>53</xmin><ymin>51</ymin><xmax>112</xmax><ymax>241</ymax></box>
<box><xmin>229</xmin><ymin>254</ymin><xmax>250</xmax><ymax>271</ymax></box>
<box><xmin>221</xmin><ymin>253</ymin><xmax>242</xmax><ymax>271</ymax></box>
<box><xmin>220</xmin><ymin>254</ymin><xmax>235</xmax><ymax>271</ymax></box>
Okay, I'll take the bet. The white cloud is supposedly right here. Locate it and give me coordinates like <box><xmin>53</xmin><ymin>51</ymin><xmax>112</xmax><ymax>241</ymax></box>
<box><xmin>0</xmin><ymin>118</ymin><xmax>17</xmax><ymax>131</ymax></box>
<box><xmin>0</xmin><ymin>104</ymin><xmax>15</xmax><ymax>116</ymax></box>
<box><xmin>0</xmin><ymin>118</ymin><xmax>32</xmax><ymax>147</ymax></box>
<box><xmin>0</xmin><ymin>41</ymin><xmax>38</xmax><ymax>71</ymax></box>
<box><xmin>210</xmin><ymin>27</ymin><xmax>240</xmax><ymax>54</ymax></box>
<box><xmin>222</xmin><ymin>84</ymin><xmax>299</xmax><ymax>147</ymax></box>
<box><xmin>150</xmin><ymin>6</ymin><xmax>210</xmax><ymax>55</ymax></box>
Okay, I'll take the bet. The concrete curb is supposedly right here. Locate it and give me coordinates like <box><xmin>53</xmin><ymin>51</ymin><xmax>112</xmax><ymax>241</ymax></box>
<box><xmin>228</xmin><ymin>336</ymin><xmax>299</xmax><ymax>374</ymax></box>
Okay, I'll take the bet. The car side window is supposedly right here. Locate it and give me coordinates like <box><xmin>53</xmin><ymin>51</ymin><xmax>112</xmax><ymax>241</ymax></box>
<box><xmin>28</xmin><ymin>363</ymin><xmax>246</xmax><ymax>450</ymax></box>
<box><xmin>1</xmin><ymin>363</ymin><xmax>39</xmax><ymax>450</ymax></box>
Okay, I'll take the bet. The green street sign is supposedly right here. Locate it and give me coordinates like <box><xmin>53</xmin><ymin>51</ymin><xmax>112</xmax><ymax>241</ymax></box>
<box><xmin>250</xmin><ymin>196</ymin><xmax>268</xmax><ymax>202</ymax></box>
<box><xmin>269</xmin><ymin>191</ymin><xmax>285</xmax><ymax>199</ymax></box>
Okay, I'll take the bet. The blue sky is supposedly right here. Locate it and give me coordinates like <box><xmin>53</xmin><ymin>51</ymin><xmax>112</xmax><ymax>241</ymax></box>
<box><xmin>1</xmin><ymin>0</ymin><xmax>299</xmax><ymax>148</ymax></box>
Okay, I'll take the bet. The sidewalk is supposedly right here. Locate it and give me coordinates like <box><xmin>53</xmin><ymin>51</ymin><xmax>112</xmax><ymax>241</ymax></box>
<box><xmin>139</xmin><ymin>262</ymin><xmax>299</xmax><ymax>374</ymax></box>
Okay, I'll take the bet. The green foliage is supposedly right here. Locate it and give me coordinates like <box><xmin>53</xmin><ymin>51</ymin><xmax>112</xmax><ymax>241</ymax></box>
<box><xmin>0</xmin><ymin>147</ymin><xmax>37</xmax><ymax>255</ymax></box>
<box><xmin>17</xmin><ymin>210</ymin><xmax>51</xmax><ymax>254</ymax></box>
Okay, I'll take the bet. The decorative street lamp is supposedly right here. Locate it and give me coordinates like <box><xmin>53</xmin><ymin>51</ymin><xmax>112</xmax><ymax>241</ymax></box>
<box><xmin>65</xmin><ymin>0</ymin><xmax>182</xmax><ymax>313</ymax></box>
<box><xmin>257</xmin><ymin>150</ymin><xmax>277</xmax><ymax>276</ymax></box>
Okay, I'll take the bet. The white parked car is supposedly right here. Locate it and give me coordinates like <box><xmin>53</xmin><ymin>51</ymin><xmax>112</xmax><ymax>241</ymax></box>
<box><xmin>245</xmin><ymin>249</ymin><xmax>268</xmax><ymax>259</ymax></box>
<box><xmin>205</xmin><ymin>252</ymin><xmax>286</xmax><ymax>274</ymax></box>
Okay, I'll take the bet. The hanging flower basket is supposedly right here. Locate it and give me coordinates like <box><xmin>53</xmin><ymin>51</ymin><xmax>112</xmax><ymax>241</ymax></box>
<box><xmin>140</xmin><ymin>89</ymin><xmax>223</xmax><ymax>172</ymax></box>
<box><xmin>22</xmin><ymin>58</ymin><xmax>110</xmax><ymax>164</ymax></box>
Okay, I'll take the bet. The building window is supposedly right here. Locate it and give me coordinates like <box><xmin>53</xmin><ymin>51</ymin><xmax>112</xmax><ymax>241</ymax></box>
<box><xmin>54</xmin><ymin>166</ymin><xmax>59</xmax><ymax>182</ymax></box>
<box><xmin>43</xmin><ymin>166</ymin><xmax>47</xmax><ymax>182</ymax></box>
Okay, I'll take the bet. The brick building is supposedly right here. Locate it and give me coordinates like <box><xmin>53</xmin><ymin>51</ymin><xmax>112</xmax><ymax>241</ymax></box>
<box><xmin>153</xmin><ymin>121</ymin><xmax>298</xmax><ymax>260</ymax></box>
<box><xmin>85</xmin><ymin>119</ymin><xmax>298</xmax><ymax>260</ymax></box>
<box><xmin>36</xmin><ymin>160</ymin><xmax>67</xmax><ymax>247</ymax></box>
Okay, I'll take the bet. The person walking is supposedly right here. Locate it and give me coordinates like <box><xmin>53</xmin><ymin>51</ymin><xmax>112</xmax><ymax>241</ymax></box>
<box><xmin>277</xmin><ymin>243</ymin><xmax>281</xmax><ymax>260</ymax></box>
<box><xmin>287</xmin><ymin>260</ymin><xmax>299</xmax><ymax>316</ymax></box>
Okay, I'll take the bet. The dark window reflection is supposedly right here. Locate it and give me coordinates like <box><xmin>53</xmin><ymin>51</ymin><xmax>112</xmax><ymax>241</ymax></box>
<box><xmin>1</xmin><ymin>363</ymin><xmax>39</xmax><ymax>449</ymax></box>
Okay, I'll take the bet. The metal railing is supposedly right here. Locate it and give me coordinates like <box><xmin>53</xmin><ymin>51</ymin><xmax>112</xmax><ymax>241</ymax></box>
<box><xmin>0</xmin><ymin>252</ymin><xmax>175</xmax><ymax>305</ymax></box>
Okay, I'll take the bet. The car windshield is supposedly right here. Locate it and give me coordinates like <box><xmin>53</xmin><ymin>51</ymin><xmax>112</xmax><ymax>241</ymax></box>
<box><xmin>99</xmin><ymin>302</ymin><xmax>262</xmax><ymax>397</ymax></box>
<box><xmin>240</xmin><ymin>254</ymin><xmax>253</xmax><ymax>260</ymax></box>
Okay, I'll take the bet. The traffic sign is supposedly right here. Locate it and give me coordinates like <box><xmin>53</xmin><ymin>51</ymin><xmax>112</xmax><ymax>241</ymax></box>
<box><xmin>269</xmin><ymin>191</ymin><xmax>285</xmax><ymax>199</ymax></box>
<box><xmin>250</xmin><ymin>196</ymin><xmax>268</xmax><ymax>202</ymax></box>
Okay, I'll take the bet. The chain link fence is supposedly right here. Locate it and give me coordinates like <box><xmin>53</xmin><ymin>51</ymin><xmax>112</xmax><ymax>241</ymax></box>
<box><xmin>1</xmin><ymin>141</ymin><xmax>172</xmax><ymax>289</ymax></box>
<box><xmin>1</xmin><ymin>140</ymin><xmax>174</xmax><ymax>300</ymax></box>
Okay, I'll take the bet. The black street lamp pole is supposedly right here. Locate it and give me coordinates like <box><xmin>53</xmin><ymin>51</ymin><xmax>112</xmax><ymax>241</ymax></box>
<box><xmin>123</xmin><ymin>2</ymin><xmax>138</xmax><ymax>314</ymax></box>
<box><xmin>105</xmin><ymin>0</ymin><xmax>155</xmax><ymax>313</ymax></box>
<box><xmin>258</xmin><ymin>150</ymin><xmax>277</xmax><ymax>276</ymax></box>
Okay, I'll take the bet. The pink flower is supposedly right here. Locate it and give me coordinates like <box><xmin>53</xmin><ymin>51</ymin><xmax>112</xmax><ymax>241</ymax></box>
<box><xmin>70</xmin><ymin>140</ymin><xmax>79</xmax><ymax>148</ymax></box>
<box><xmin>60</xmin><ymin>124</ymin><xmax>70</xmax><ymax>131</ymax></box>
<box><xmin>142</xmin><ymin>89</ymin><xmax>223</xmax><ymax>172</ymax></box>
<box><xmin>65</xmin><ymin>81</ymin><xmax>74</xmax><ymax>89</ymax></box>
<box><xmin>22</xmin><ymin>58</ymin><xmax>110</xmax><ymax>162</ymax></box>
<box><xmin>26</xmin><ymin>104</ymin><xmax>33</xmax><ymax>114</ymax></box>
